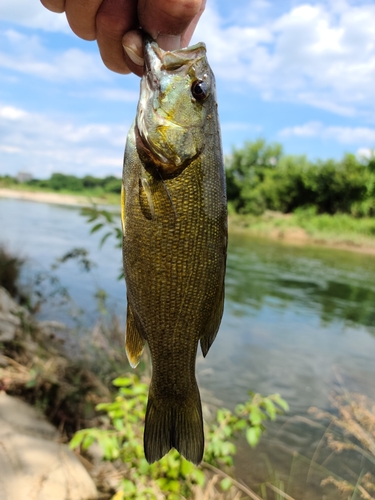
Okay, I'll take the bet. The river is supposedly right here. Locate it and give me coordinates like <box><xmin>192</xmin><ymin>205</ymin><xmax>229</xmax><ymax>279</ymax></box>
<box><xmin>1</xmin><ymin>197</ymin><xmax>375</xmax><ymax>499</ymax></box>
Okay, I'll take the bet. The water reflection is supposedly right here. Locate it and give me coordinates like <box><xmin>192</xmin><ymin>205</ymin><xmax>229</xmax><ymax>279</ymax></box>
<box><xmin>0</xmin><ymin>198</ymin><xmax>126</xmax><ymax>325</ymax></box>
<box><xmin>226</xmin><ymin>232</ymin><xmax>375</xmax><ymax>332</ymax></box>
<box><xmin>206</xmin><ymin>231</ymin><xmax>375</xmax><ymax>498</ymax></box>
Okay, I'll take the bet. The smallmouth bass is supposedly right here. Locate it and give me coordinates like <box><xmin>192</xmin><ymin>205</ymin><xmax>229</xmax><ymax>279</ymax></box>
<box><xmin>121</xmin><ymin>38</ymin><xmax>227</xmax><ymax>465</ymax></box>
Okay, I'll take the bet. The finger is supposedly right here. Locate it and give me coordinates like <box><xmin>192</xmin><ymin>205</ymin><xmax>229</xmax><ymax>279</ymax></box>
<box><xmin>65</xmin><ymin>0</ymin><xmax>103</xmax><ymax>41</ymax></box>
<box><xmin>181</xmin><ymin>0</ymin><xmax>206</xmax><ymax>46</ymax></box>
<box><xmin>138</xmin><ymin>0</ymin><xmax>203</xmax><ymax>50</ymax></box>
<box><xmin>40</xmin><ymin>0</ymin><xmax>66</xmax><ymax>14</ymax></box>
<box><xmin>96</xmin><ymin>0</ymin><xmax>138</xmax><ymax>74</ymax></box>
<box><xmin>122</xmin><ymin>30</ymin><xmax>144</xmax><ymax>78</ymax></box>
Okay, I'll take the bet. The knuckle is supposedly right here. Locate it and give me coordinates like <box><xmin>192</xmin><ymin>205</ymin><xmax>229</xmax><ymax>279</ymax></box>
<box><xmin>161</xmin><ymin>0</ymin><xmax>202</xmax><ymax>20</ymax></box>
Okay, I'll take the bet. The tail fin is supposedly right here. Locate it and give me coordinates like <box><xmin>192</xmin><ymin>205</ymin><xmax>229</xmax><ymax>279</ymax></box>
<box><xmin>144</xmin><ymin>384</ymin><xmax>204</xmax><ymax>465</ymax></box>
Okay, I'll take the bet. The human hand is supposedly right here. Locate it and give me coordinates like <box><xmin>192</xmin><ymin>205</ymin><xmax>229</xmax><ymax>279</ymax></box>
<box><xmin>40</xmin><ymin>0</ymin><xmax>206</xmax><ymax>76</ymax></box>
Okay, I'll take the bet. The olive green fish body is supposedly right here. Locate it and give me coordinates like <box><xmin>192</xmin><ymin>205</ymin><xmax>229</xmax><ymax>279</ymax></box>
<box><xmin>122</xmin><ymin>39</ymin><xmax>227</xmax><ymax>465</ymax></box>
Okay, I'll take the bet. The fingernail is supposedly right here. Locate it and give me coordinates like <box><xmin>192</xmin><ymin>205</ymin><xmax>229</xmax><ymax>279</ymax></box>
<box><xmin>123</xmin><ymin>44</ymin><xmax>144</xmax><ymax>67</ymax></box>
<box><xmin>156</xmin><ymin>34</ymin><xmax>181</xmax><ymax>51</ymax></box>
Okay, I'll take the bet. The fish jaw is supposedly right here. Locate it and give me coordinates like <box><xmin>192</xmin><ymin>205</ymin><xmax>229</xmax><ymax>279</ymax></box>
<box><xmin>136</xmin><ymin>39</ymin><xmax>214</xmax><ymax>176</ymax></box>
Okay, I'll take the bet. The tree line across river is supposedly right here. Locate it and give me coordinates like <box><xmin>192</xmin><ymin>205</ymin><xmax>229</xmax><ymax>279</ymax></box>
<box><xmin>2</xmin><ymin>139</ymin><xmax>375</xmax><ymax>217</ymax></box>
<box><xmin>36</xmin><ymin>173</ymin><xmax>121</xmax><ymax>194</ymax></box>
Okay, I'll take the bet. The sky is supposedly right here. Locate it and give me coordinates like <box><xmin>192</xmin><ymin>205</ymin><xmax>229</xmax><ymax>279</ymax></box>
<box><xmin>1</xmin><ymin>0</ymin><xmax>375</xmax><ymax>179</ymax></box>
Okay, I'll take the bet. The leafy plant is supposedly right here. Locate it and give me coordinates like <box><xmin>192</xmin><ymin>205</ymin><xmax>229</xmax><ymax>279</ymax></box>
<box><xmin>81</xmin><ymin>206</ymin><xmax>122</xmax><ymax>251</ymax></box>
<box><xmin>80</xmin><ymin>205</ymin><xmax>124</xmax><ymax>278</ymax></box>
<box><xmin>0</xmin><ymin>245</ymin><xmax>25</xmax><ymax>300</ymax></box>
<box><xmin>226</xmin><ymin>138</ymin><xmax>283</xmax><ymax>215</ymax></box>
<box><xmin>70</xmin><ymin>374</ymin><xmax>288</xmax><ymax>499</ymax></box>
<box><xmin>226</xmin><ymin>140</ymin><xmax>375</xmax><ymax>217</ymax></box>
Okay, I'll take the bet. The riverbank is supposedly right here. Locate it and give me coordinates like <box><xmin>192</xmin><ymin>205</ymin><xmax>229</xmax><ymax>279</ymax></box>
<box><xmin>2</xmin><ymin>187</ymin><xmax>375</xmax><ymax>256</ymax></box>
<box><xmin>229</xmin><ymin>211</ymin><xmax>375</xmax><ymax>255</ymax></box>
<box><xmin>0</xmin><ymin>282</ymin><xmax>271</xmax><ymax>500</ymax></box>
<box><xmin>0</xmin><ymin>285</ymin><xmax>103</xmax><ymax>499</ymax></box>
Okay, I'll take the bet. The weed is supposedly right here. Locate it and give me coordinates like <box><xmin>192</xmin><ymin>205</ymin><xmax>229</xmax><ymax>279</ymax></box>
<box><xmin>70</xmin><ymin>376</ymin><xmax>288</xmax><ymax>499</ymax></box>
<box><xmin>310</xmin><ymin>392</ymin><xmax>375</xmax><ymax>499</ymax></box>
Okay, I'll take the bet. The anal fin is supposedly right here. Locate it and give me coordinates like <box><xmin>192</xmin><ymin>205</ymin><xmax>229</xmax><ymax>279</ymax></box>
<box><xmin>125</xmin><ymin>302</ymin><xmax>146</xmax><ymax>368</ymax></box>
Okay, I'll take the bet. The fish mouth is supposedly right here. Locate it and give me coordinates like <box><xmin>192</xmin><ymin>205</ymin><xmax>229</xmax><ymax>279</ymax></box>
<box><xmin>136</xmin><ymin>38</ymin><xmax>208</xmax><ymax>173</ymax></box>
<box><xmin>140</xmin><ymin>38</ymin><xmax>208</xmax><ymax>131</ymax></box>
<box><xmin>143</xmin><ymin>38</ymin><xmax>206</xmax><ymax>79</ymax></box>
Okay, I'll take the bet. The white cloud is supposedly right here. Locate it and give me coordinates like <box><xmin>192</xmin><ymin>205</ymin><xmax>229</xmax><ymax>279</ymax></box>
<box><xmin>293</xmin><ymin>93</ymin><xmax>356</xmax><ymax>116</ymax></box>
<box><xmin>194</xmin><ymin>5</ymin><xmax>273</xmax><ymax>82</ymax></box>
<box><xmin>0</xmin><ymin>104</ymin><xmax>129</xmax><ymax>178</ymax></box>
<box><xmin>0</xmin><ymin>29</ymin><xmax>107</xmax><ymax>83</ymax></box>
<box><xmin>0</xmin><ymin>145</ymin><xmax>21</xmax><ymax>154</ymax></box>
<box><xmin>0</xmin><ymin>105</ymin><xmax>28</xmax><ymax>120</ymax></box>
<box><xmin>279</xmin><ymin>121</ymin><xmax>375</xmax><ymax>145</ymax></box>
<box><xmin>357</xmin><ymin>147</ymin><xmax>375</xmax><ymax>160</ymax></box>
<box><xmin>196</xmin><ymin>1</ymin><xmax>375</xmax><ymax>118</ymax></box>
<box><xmin>327</xmin><ymin>126</ymin><xmax>375</xmax><ymax>144</ymax></box>
<box><xmin>0</xmin><ymin>0</ymin><xmax>70</xmax><ymax>33</ymax></box>
<box><xmin>5</xmin><ymin>0</ymin><xmax>374</xmax><ymax>120</ymax></box>
<box><xmin>279</xmin><ymin>121</ymin><xmax>323</xmax><ymax>138</ymax></box>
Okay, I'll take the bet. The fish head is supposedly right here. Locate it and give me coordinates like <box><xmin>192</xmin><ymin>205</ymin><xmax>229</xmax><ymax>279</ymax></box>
<box><xmin>136</xmin><ymin>39</ymin><xmax>215</xmax><ymax>177</ymax></box>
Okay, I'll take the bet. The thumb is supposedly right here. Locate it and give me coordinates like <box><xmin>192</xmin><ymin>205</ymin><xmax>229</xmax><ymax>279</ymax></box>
<box><xmin>138</xmin><ymin>0</ymin><xmax>204</xmax><ymax>50</ymax></box>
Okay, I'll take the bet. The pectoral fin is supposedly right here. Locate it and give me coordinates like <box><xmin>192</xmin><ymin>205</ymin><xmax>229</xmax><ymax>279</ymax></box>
<box><xmin>125</xmin><ymin>302</ymin><xmax>146</xmax><ymax>368</ymax></box>
<box><xmin>139</xmin><ymin>177</ymin><xmax>155</xmax><ymax>220</ymax></box>
<box><xmin>200</xmin><ymin>283</ymin><xmax>225</xmax><ymax>358</ymax></box>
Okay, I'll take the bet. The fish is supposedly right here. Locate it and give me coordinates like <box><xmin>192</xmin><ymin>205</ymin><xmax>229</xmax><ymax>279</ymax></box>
<box><xmin>121</xmin><ymin>37</ymin><xmax>227</xmax><ymax>465</ymax></box>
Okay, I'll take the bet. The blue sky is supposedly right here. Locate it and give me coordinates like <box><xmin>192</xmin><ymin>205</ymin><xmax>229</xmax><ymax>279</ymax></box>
<box><xmin>1</xmin><ymin>0</ymin><xmax>375</xmax><ymax>178</ymax></box>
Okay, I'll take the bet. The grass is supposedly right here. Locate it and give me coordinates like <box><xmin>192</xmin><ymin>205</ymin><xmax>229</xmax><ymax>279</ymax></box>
<box><xmin>310</xmin><ymin>392</ymin><xmax>375</xmax><ymax>499</ymax></box>
<box><xmin>229</xmin><ymin>210</ymin><xmax>375</xmax><ymax>251</ymax></box>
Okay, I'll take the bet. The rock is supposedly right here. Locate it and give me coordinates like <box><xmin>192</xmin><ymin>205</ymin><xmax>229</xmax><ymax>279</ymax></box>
<box><xmin>38</xmin><ymin>320</ymin><xmax>67</xmax><ymax>332</ymax></box>
<box><xmin>0</xmin><ymin>287</ymin><xmax>27</xmax><ymax>317</ymax></box>
<box><xmin>0</xmin><ymin>354</ymin><xmax>7</xmax><ymax>367</ymax></box>
<box><xmin>0</xmin><ymin>312</ymin><xmax>20</xmax><ymax>342</ymax></box>
<box><xmin>0</xmin><ymin>287</ymin><xmax>29</xmax><ymax>343</ymax></box>
<box><xmin>38</xmin><ymin>320</ymin><xmax>67</xmax><ymax>341</ymax></box>
<box><xmin>0</xmin><ymin>393</ymin><xmax>98</xmax><ymax>500</ymax></box>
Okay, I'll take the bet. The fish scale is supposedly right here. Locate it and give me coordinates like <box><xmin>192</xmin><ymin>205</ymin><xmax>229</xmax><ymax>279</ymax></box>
<box><xmin>122</xmin><ymin>38</ymin><xmax>227</xmax><ymax>464</ymax></box>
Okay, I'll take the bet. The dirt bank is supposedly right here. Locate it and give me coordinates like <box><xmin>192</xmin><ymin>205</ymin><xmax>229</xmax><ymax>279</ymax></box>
<box><xmin>0</xmin><ymin>188</ymin><xmax>102</xmax><ymax>207</ymax></box>
<box><xmin>228</xmin><ymin>216</ymin><xmax>375</xmax><ymax>256</ymax></box>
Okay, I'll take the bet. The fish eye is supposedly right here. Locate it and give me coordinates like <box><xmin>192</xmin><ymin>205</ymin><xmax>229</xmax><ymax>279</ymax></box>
<box><xmin>191</xmin><ymin>80</ymin><xmax>209</xmax><ymax>101</ymax></box>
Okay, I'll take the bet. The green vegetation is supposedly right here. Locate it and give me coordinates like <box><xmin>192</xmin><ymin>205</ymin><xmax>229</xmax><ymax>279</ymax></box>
<box><xmin>225</xmin><ymin>139</ymin><xmax>375</xmax><ymax>248</ymax></box>
<box><xmin>226</xmin><ymin>139</ymin><xmax>375</xmax><ymax>217</ymax></box>
<box><xmin>70</xmin><ymin>375</ymin><xmax>288</xmax><ymax>499</ymax></box>
<box><xmin>0</xmin><ymin>246</ymin><xmax>25</xmax><ymax>301</ymax></box>
<box><xmin>229</xmin><ymin>210</ymin><xmax>375</xmax><ymax>249</ymax></box>
<box><xmin>0</xmin><ymin>172</ymin><xmax>122</xmax><ymax>204</ymax></box>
